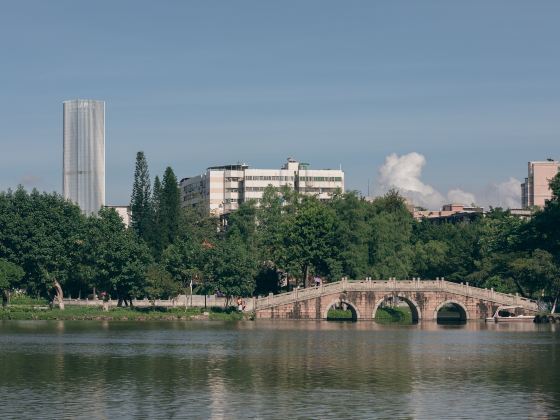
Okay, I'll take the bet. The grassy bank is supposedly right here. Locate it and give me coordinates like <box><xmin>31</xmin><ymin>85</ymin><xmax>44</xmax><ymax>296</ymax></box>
<box><xmin>327</xmin><ymin>308</ymin><xmax>355</xmax><ymax>320</ymax></box>
<box><xmin>0</xmin><ymin>305</ymin><xmax>246</xmax><ymax>321</ymax></box>
<box><xmin>374</xmin><ymin>306</ymin><xmax>413</xmax><ymax>324</ymax></box>
<box><xmin>326</xmin><ymin>305</ymin><xmax>414</xmax><ymax>323</ymax></box>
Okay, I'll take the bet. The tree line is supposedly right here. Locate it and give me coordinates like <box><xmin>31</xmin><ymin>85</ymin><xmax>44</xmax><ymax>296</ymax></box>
<box><xmin>1</xmin><ymin>151</ymin><xmax>559</xmax><ymax>310</ymax></box>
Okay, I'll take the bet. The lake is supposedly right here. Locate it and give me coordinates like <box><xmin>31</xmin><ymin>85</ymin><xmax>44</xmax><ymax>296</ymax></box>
<box><xmin>0</xmin><ymin>320</ymin><xmax>558</xmax><ymax>419</ymax></box>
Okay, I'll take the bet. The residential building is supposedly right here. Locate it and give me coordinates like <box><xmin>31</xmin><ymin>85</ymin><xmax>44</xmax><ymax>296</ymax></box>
<box><xmin>521</xmin><ymin>159</ymin><xmax>560</xmax><ymax>209</ymax></box>
<box><xmin>63</xmin><ymin>99</ymin><xmax>105</xmax><ymax>215</ymax></box>
<box><xmin>180</xmin><ymin>158</ymin><xmax>344</xmax><ymax>216</ymax></box>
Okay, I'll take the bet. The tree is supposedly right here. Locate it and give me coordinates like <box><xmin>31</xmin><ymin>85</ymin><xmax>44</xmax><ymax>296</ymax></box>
<box><xmin>162</xmin><ymin>237</ymin><xmax>209</xmax><ymax>295</ymax></box>
<box><xmin>0</xmin><ymin>259</ymin><xmax>24</xmax><ymax>306</ymax></box>
<box><xmin>156</xmin><ymin>167</ymin><xmax>181</xmax><ymax>255</ymax></box>
<box><xmin>144</xmin><ymin>264</ymin><xmax>180</xmax><ymax>303</ymax></box>
<box><xmin>256</xmin><ymin>186</ymin><xmax>292</xmax><ymax>286</ymax></box>
<box><xmin>130</xmin><ymin>151</ymin><xmax>153</xmax><ymax>239</ymax></box>
<box><xmin>85</xmin><ymin>208</ymin><xmax>153</xmax><ymax>306</ymax></box>
<box><xmin>509</xmin><ymin>249</ymin><xmax>560</xmax><ymax>299</ymax></box>
<box><xmin>283</xmin><ymin>195</ymin><xmax>342</xmax><ymax>286</ymax></box>
<box><xmin>328</xmin><ymin>192</ymin><xmax>370</xmax><ymax>279</ymax></box>
<box><xmin>522</xmin><ymin>172</ymin><xmax>560</xmax><ymax>307</ymax></box>
<box><xmin>0</xmin><ymin>187</ymin><xmax>87</xmax><ymax>305</ymax></box>
<box><xmin>368</xmin><ymin>191</ymin><xmax>414</xmax><ymax>279</ymax></box>
<box><xmin>207</xmin><ymin>232</ymin><xmax>257</xmax><ymax>306</ymax></box>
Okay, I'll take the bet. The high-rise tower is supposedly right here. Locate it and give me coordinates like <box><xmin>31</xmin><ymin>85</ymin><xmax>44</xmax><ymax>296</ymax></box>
<box><xmin>63</xmin><ymin>99</ymin><xmax>105</xmax><ymax>215</ymax></box>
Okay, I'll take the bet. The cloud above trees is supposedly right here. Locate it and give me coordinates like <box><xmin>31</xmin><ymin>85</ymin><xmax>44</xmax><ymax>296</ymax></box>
<box><xmin>375</xmin><ymin>152</ymin><xmax>521</xmax><ymax>209</ymax></box>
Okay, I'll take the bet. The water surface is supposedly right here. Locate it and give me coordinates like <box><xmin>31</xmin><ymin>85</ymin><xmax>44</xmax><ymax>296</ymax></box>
<box><xmin>0</xmin><ymin>320</ymin><xmax>558</xmax><ymax>419</ymax></box>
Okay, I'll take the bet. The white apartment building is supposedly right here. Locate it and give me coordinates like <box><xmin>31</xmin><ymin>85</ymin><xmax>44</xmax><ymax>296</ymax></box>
<box><xmin>180</xmin><ymin>158</ymin><xmax>344</xmax><ymax>216</ymax></box>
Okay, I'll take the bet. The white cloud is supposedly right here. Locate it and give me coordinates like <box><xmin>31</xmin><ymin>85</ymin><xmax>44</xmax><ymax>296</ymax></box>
<box><xmin>376</xmin><ymin>152</ymin><xmax>445</xmax><ymax>208</ymax></box>
<box><xmin>447</xmin><ymin>189</ymin><xmax>476</xmax><ymax>206</ymax></box>
<box><xmin>376</xmin><ymin>152</ymin><xmax>478</xmax><ymax>208</ymax></box>
<box><xmin>478</xmin><ymin>177</ymin><xmax>521</xmax><ymax>209</ymax></box>
<box><xmin>375</xmin><ymin>152</ymin><xmax>523</xmax><ymax>210</ymax></box>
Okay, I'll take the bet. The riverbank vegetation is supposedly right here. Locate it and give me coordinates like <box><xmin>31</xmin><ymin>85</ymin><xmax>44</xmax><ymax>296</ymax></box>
<box><xmin>374</xmin><ymin>307</ymin><xmax>413</xmax><ymax>324</ymax></box>
<box><xmin>1</xmin><ymin>151</ymin><xmax>559</xmax><ymax>312</ymax></box>
<box><xmin>0</xmin><ymin>305</ymin><xmax>246</xmax><ymax>321</ymax></box>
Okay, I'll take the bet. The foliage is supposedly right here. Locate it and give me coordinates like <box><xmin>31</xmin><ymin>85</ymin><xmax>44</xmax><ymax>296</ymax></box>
<box><xmin>130</xmin><ymin>151</ymin><xmax>153</xmax><ymax>239</ymax></box>
<box><xmin>2</xmin><ymin>167</ymin><xmax>560</xmax><ymax>308</ymax></box>
<box><xmin>374</xmin><ymin>306</ymin><xmax>413</xmax><ymax>323</ymax></box>
<box><xmin>82</xmin><ymin>208</ymin><xmax>153</xmax><ymax>304</ymax></box>
<box><xmin>156</xmin><ymin>167</ymin><xmax>181</xmax><ymax>254</ymax></box>
<box><xmin>326</xmin><ymin>308</ymin><xmax>354</xmax><ymax>319</ymax></box>
<box><xmin>0</xmin><ymin>187</ymin><xmax>86</xmax><ymax>297</ymax></box>
<box><xmin>0</xmin><ymin>305</ymin><xmax>245</xmax><ymax>321</ymax></box>
<box><xmin>206</xmin><ymin>232</ymin><xmax>257</xmax><ymax>303</ymax></box>
<box><xmin>8</xmin><ymin>292</ymin><xmax>48</xmax><ymax>306</ymax></box>
<box><xmin>144</xmin><ymin>264</ymin><xmax>181</xmax><ymax>301</ymax></box>
<box><xmin>0</xmin><ymin>259</ymin><xmax>24</xmax><ymax>304</ymax></box>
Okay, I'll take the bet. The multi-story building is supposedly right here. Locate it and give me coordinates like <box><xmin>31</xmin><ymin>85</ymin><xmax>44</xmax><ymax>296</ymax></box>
<box><xmin>180</xmin><ymin>158</ymin><xmax>344</xmax><ymax>216</ymax></box>
<box><xmin>413</xmin><ymin>203</ymin><xmax>484</xmax><ymax>222</ymax></box>
<box><xmin>63</xmin><ymin>99</ymin><xmax>105</xmax><ymax>215</ymax></box>
<box><xmin>521</xmin><ymin>159</ymin><xmax>559</xmax><ymax>209</ymax></box>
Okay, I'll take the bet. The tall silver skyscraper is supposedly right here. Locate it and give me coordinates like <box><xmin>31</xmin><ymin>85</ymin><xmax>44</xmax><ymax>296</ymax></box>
<box><xmin>63</xmin><ymin>99</ymin><xmax>105</xmax><ymax>215</ymax></box>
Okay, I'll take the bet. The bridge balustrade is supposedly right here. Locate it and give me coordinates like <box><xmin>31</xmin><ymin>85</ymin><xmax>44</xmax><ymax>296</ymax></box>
<box><xmin>254</xmin><ymin>279</ymin><xmax>538</xmax><ymax>312</ymax></box>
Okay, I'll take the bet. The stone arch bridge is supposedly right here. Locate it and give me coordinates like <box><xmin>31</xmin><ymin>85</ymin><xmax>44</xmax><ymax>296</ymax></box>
<box><xmin>254</xmin><ymin>279</ymin><xmax>538</xmax><ymax>321</ymax></box>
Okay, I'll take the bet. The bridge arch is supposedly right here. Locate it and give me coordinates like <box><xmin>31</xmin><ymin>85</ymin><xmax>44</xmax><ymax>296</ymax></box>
<box><xmin>433</xmin><ymin>300</ymin><xmax>469</xmax><ymax>321</ymax></box>
<box><xmin>323</xmin><ymin>298</ymin><xmax>361</xmax><ymax>320</ymax></box>
<box><xmin>373</xmin><ymin>295</ymin><xmax>421</xmax><ymax>322</ymax></box>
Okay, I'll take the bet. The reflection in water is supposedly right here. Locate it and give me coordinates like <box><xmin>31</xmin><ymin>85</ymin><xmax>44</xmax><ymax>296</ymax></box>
<box><xmin>0</xmin><ymin>320</ymin><xmax>559</xmax><ymax>419</ymax></box>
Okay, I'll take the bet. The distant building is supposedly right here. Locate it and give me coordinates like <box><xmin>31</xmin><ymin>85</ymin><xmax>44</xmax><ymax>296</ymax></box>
<box><xmin>413</xmin><ymin>203</ymin><xmax>484</xmax><ymax>222</ymax></box>
<box><xmin>180</xmin><ymin>158</ymin><xmax>344</xmax><ymax>216</ymax></box>
<box><xmin>509</xmin><ymin>208</ymin><xmax>533</xmax><ymax>220</ymax></box>
<box><xmin>104</xmin><ymin>205</ymin><xmax>131</xmax><ymax>227</ymax></box>
<box><xmin>63</xmin><ymin>99</ymin><xmax>105</xmax><ymax>215</ymax></box>
<box><xmin>521</xmin><ymin>160</ymin><xmax>559</xmax><ymax>209</ymax></box>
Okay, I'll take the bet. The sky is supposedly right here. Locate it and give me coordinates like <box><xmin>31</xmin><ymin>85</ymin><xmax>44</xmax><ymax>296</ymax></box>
<box><xmin>1</xmin><ymin>1</ymin><xmax>559</xmax><ymax>208</ymax></box>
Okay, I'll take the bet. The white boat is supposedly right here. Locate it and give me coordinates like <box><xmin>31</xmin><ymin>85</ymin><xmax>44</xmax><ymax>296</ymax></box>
<box><xmin>485</xmin><ymin>306</ymin><xmax>535</xmax><ymax>323</ymax></box>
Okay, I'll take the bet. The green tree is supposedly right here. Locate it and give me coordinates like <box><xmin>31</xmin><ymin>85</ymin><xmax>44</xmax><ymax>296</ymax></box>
<box><xmin>368</xmin><ymin>191</ymin><xmax>414</xmax><ymax>279</ymax></box>
<box><xmin>156</xmin><ymin>167</ymin><xmax>181</xmax><ymax>255</ymax></box>
<box><xmin>523</xmin><ymin>172</ymin><xmax>560</xmax><ymax>306</ymax></box>
<box><xmin>0</xmin><ymin>187</ymin><xmax>87</xmax><ymax>303</ymax></box>
<box><xmin>0</xmin><ymin>259</ymin><xmax>24</xmax><ymax>306</ymax></box>
<box><xmin>162</xmin><ymin>237</ymin><xmax>209</xmax><ymax>295</ymax></box>
<box><xmin>144</xmin><ymin>264</ymin><xmax>180</xmax><ymax>302</ymax></box>
<box><xmin>283</xmin><ymin>195</ymin><xmax>342</xmax><ymax>286</ymax></box>
<box><xmin>130</xmin><ymin>151</ymin><xmax>153</xmax><ymax>239</ymax></box>
<box><xmin>85</xmin><ymin>208</ymin><xmax>153</xmax><ymax>306</ymax></box>
<box><xmin>255</xmin><ymin>186</ymin><xmax>293</xmax><ymax>285</ymax></box>
<box><xmin>329</xmin><ymin>192</ymin><xmax>370</xmax><ymax>279</ymax></box>
<box><xmin>207</xmin><ymin>232</ymin><xmax>257</xmax><ymax>305</ymax></box>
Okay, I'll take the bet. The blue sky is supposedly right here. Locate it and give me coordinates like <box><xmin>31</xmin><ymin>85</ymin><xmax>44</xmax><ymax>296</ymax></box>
<box><xmin>1</xmin><ymin>1</ymin><xmax>558</xmax><ymax>207</ymax></box>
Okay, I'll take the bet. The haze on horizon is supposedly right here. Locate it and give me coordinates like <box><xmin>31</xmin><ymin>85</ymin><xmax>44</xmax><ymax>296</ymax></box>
<box><xmin>1</xmin><ymin>1</ymin><xmax>559</xmax><ymax>209</ymax></box>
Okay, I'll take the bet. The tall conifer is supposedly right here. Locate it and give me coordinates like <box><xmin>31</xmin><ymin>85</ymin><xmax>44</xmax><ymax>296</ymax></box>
<box><xmin>130</xmin><ymin>151</ymin><xmax>152</xmax><ymax>238</ymax></box>
<box><xmin>158</xmin><ymin>167</ymin><xmax>181</xmax><ymax>252</ymax></box>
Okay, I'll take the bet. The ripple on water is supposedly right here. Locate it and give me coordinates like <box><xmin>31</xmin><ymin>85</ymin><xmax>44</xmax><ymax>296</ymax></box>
<box><xmin>0</xmin><ymin>320</ymin><xmax>559</xmax><ymax>419</ymax></box>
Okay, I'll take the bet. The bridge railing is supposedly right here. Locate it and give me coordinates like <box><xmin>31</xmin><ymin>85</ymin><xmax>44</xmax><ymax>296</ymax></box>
<box><xmin>254</xmin><ymin>279</ymin><xmax>538</xmax><ymax>311</ymax></box>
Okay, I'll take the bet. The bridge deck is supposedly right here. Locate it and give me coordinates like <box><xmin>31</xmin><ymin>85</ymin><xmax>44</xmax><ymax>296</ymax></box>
<box><xmin>255</xmin><ymin>279</ymin><xmax>538</xmax><ymax>312</ymax></box>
